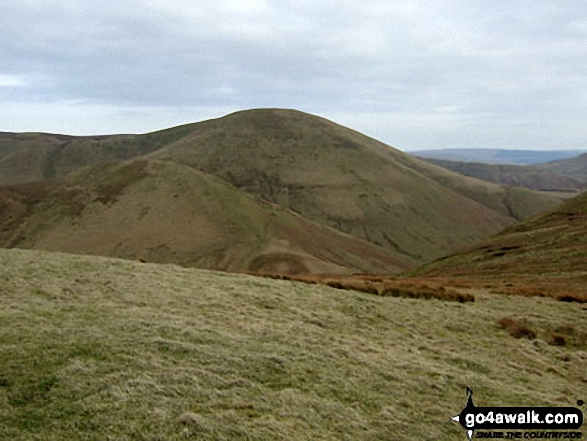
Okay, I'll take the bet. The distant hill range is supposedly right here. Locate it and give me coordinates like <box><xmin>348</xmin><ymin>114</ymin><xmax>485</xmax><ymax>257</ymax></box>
<box><xmin>411</xmin><ymin>148</ymin><xmax>586</xmax><ymax>165</ymax></box>
<box><xmin>535</xmin><ymin>152</ymin><xmax>587</xmax><ymax>179</ymax></box>
<box><xmin>421</xmin><ymin>158</ymin><xmax>587</xmax><ymax>193</ymax></box>
<box><xmin>0</xmin><ymin>109</ymin><xmax>564</xmax><ymax>274</ymax></box>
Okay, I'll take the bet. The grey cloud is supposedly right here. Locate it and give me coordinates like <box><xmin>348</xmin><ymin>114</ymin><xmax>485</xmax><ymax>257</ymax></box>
<box><xmin>0</xmin><ymin>0</ymin><xmax>586</xmax><ymax>149</ymax></box>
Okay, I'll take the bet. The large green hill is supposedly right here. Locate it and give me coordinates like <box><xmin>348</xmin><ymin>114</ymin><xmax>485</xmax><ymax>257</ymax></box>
<box><xmin>0</xmin><ymin>159</ymin><xmax>411</xmax><ymax>274</ymax></box>
<box><xmin>149</xmin><ymin>109</ymin><xmax>561</xmax><ymax>261</ymax></box>
<box><xmin>0</xmin><ymin>109</ymin><xmax>564</xmax><ymax>269</ymax></box>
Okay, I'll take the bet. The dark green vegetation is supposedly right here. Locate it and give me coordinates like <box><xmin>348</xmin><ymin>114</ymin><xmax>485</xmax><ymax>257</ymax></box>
<box><xmin>1</xmin><ymin>248</ymin><xmax>585</xmax><ymax>440</ymax></box>
<box><xmin>0</xmin><ymin>109</ymin><xmax>563</xmax><ymax>273</ymax></box>
<box><xmin>412</xmin><ymin>191</ymin><xmax>587</xmax><ymax>301</ymax></box>
<box><xmin>422</xmin><ymin>158</ymin><xmax>587</xmax><ymax>193</ymax></box>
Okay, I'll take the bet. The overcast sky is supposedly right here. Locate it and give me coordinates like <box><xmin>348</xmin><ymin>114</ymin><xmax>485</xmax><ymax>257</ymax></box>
<box><xmin>1</xmin><ymin>0</ymin><xmax>586</xmax><ymax>150</ymax></box>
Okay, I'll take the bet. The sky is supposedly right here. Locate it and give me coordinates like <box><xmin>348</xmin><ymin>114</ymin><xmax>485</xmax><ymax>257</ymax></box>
<box><xmin>1</xmin><ymin>0</ymin><xmax>586</xmax><ymax>151</ymax></box>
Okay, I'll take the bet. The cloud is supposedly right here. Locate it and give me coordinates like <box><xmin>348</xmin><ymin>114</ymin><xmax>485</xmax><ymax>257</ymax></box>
<box><xmin>0</xmin><ymin>99</ymin><xmax>237</xmax><ymax>135</ymax></box>
<box><xmin>0</xmin><ymin>75</ymin><xmax>26</xmax><ymax>87</ymax></box>
<box><xmin>0</xmin><ymin>0</ymin><xmax>585</xmax><ymax>149</ymax></box>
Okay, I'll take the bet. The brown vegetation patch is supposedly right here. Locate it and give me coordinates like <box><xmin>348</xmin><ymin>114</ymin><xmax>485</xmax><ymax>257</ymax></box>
<box><xmin>252</xmin><ymin>272</ymin><xmax>475</xmax><ymax>302</ymax></box>
<box><xmin>497</xmin><ymin>317</ymin><xmax>537</xmax><ymax>339</ymax></box>
<box><xmin>379</xmin><ymin>282</ymin><xmax>474</xmax><ymax>303</ymax></box>
<box><xmin>248</xmin><ymin>253</ymin><xmax>310</xmax><ymax>275</ymax></box>
<box><xmin>548</xmin><ymin>325</ymin><xmax>587</xmax><ymax>348</ymax></box>
<box><xmin>325</xmin><ymin>279</ymin><xmax>380</xmax><ymax>295</ymax></box>
<box><xmin>497</xmin><ymin>317</ymin><xmax>587</xmax><ymax>348</ymax></box>
<box><xmin>548</xmin><ymin>334</ymin><xmax>567</xmax><ymax>346</ymax></box>
<box><xmin>555</xmin><ymin>293</ymin><xmax>587</xmax><ymax>303</ymax></box>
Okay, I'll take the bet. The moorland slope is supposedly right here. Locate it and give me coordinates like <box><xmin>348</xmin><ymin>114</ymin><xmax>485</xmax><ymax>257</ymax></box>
<box><xmin>1</xmin><ymin>248</ymin><xmax>585</xmax><ymax>440</ymax></box>
<box><xmin>421</xmin><ymin>158</ymin><xmax>587</xmax><ymax>193</ymax></box>
<box><xmin>412</xmin><ymin>191</ymin><xmax>587</xmax><ymax>300</ymax></box>
<box><xmin>536</xmin><ymin>152</ymin><xmax>587</xmax><ymax>179</ymax></box>
<box><xmin>0</xmin><ymin>109</ymin><xmax>564</xmax><ymax>267</ymax></box>
<box><xmin>0</xmin><ymin>159</ymin><xmax>412</xmax><ymax>274</ymax></box>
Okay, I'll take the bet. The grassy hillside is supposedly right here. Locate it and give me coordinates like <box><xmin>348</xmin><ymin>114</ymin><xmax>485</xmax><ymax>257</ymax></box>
<box><xmin>0</xmin><ymin>109</ymin><xmax>563</xmax><ymax>264</ymax></box>
<box><xmin>421</xmin><ymin>158</ymin><xmax>587</xmax><ymax>193</ymax></box>
<box><xmin>150</xmin><ymin>109</ymin><xmax>562</xmax><ymax>261</ymax></box>
<box><xmin>536</xmin><ymin>153</ymin><xmax>587</xmax><ymax>179</ymax></box>
<box><xmin>0</xmin><ymin>159</ymin><xmax>412</xmax><ymax>274</ymax></box>
<box><xmin>0</xmin><ymin>124</ymin><xmax>198</xmax><ymax>185</ymax></box>
<box><xmin>1</xmin><ymin>248</ymin><xmax>585</xmax><ymax>440</ymax></box>
<box><xmin>411</xmin><ymin>192</ymin><xmax>587</xmax><ymax>300</ymax></box>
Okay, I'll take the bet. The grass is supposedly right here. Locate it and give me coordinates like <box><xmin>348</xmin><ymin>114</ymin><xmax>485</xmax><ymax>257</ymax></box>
<box><xmin>410</xmin><ymin>192</ymin><xmax>587</xmax><ymax>302</ymax></box>
<box><xmin>254</xmin><ymin>272</ymin><xmax>476</xmax><ymax>302</ymax></box>
<box><xmin>497</xmin><ymin>317</ymin><xmax>537</xmax><ymax>339</ymax></box>
<box><xmin>2</xmin><ymin>109</ymin><xmax>563</xmax><ymax>268</ymax></box>
<box><xmin>422</xmin><ymin>158</ymin><xmax>587</xmax><ymax>193</ymax></box>
<box><xmin>0</xmin><ymin>158</ymin><xmax>411</xmax><ymax>275</ymax></box>
<box><xmin>1</xmin><ymin>248</ymin><xmax>586</xmax><ymax>440</ymax></box>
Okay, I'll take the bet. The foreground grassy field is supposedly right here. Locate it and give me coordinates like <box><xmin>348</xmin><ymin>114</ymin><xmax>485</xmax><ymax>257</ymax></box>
<box><xmin>1</xmin><ymin>249</ymin><xmax>585</xmax><ymax>440</ymax></box>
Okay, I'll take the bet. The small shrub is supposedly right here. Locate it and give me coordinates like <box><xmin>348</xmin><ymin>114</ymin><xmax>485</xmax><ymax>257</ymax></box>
<box><xmin>380</xmin><ymin>286</ymin><xmax>400</xmax><ymax>297</ymax></box>
<box><xmin>554</xmin><ymin>325</ymin><xmax>575</xmax><ymax>335</ymax></box>
<box><xmin>455</xmin><ymin>292</ymin><xmax>476</xmax><ymax>303</ymax></box>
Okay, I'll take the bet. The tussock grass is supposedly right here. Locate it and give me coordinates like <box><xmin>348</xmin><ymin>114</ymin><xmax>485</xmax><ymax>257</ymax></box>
<box><xmin>1</xmin><ymin>249</ymin><xmax>586</xmax><ymax>440</ymax></box>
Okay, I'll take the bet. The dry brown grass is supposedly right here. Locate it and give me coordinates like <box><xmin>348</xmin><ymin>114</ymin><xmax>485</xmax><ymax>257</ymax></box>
<box><xmin>256</xmin><ymin>268</ymin><xmax>587</xmax><ymax>307</ymax></box>
<box><xmin>555</xmin><ymin>292</ymin><xmax>587</xmax><ymax>303</ymax></box>
<box><xmin>252</xmin><ymin>272</ymin><xmax>476</xmax><ymax>302</ymax></box>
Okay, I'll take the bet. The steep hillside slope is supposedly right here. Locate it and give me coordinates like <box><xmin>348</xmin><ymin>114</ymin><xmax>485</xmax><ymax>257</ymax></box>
<box><xmin>412</xmin><ymin>192</ymin><xmax>587</xmax><ymax>299</ymax></box>
<box><xmin>0</xmin><ymin>159</ymin><xmax>412</xmax><ymax>274</ymax></box>
<box><xmin>421</xmin><ymin>158</ymin><xmax>587</xmax><ymax>192</ymax></box>
<box><xmin>150</xmin><ymin>109</ymin><xmax>561</xmax><ymax>261</ymax></box>
<box><xmin>0</xmin><ymin>109</ymin><xmax>563</xmax><ymax>263</ymax></box>
<box><xmin>1</xmin><ymin>248</ymin><xmax>585</xmax><ymax>440</ymax></box>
